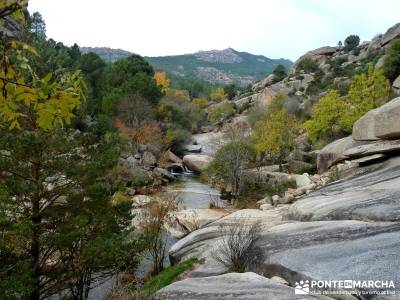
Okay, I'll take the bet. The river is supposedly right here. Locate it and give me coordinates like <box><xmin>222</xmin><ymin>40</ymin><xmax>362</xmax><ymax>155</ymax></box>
<box><xmin>87</xmin><ymin>174</ymin><xmax>223</xmax><ymax>299</ymax></box>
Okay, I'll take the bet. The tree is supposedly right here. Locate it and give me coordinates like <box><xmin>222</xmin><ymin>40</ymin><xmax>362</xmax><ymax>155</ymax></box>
<box><xmin>206</xmin><ymin>123</ymin><xmax>255</xmax><ymax>201</ymax></box>
<box><xmin>209</xmin><ymin>87</ymin><xmax>226</xmax><ymax>102</ymax></box>
<box><xmin>252</xmin><ymin>94</ymin><xmax>299</xmax><ymax>166</ymax></box>
<box><xmin>304</xmin><ymin>68</ymin><xmax>390</xmax><ymax>144</ymax></box>
<box><xmin>28</xmin><ymin>12</ymin><xmax>46</xmax><ymax>39</ymax></box>
<box><xmin>153</xmin><ymin>71</ymin><xmax>170</xmax><ymax>93</ymax></box>
<box><xmin>0</xmin><ymin>5</ymin><xmax>143</xmax><ymax>299</ymax></box>
<box><xmin>344</xmin><ymin>34</ymin><xmax>360</xmax><ymax>52</ymax></box>
<box><xmin>382</xmin><ymin>39</ymin><xmax>400</xmax><ymax>82</ymax></box>
<box><xmin>223</xmin><ymin>84</ymin><xmax>237</xmax><ymax>100</ymax></box>
<box><xmin>340</xmin><ymin>67</ymin><xmax>390</xmax><ymax>131</ymax></box>
<box><xmin>139</xmin><ymin>194</ymin><xmax>180</xmax><ymax>275</ymax></box>
<box><xmin>304</xmin><ymin>90</ymin><xmax>347</xmax><ymax>143</ymax></box>
<box><xmin>338</xmin><ymin>40</ymin><xmax>343</xmax><ymax>49</ymax></box>
<box><xmin>212</xmin><ymin>219</ymin><xmax>264</xmax><ymax>272</ymax></box>
<box><xmin>272</xmin><ymin>64</ymin><xmax>287</xmax><ymax>82</ymax></box>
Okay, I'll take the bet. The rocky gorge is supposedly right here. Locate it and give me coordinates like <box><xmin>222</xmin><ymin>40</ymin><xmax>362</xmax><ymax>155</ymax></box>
<box><xmin>145</xmin><ymin>23</ymin><xmax>400</xmax><ymax>300</ymax></box>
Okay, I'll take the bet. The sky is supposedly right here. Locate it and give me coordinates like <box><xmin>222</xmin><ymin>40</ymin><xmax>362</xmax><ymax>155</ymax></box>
<box><xmin>28</xmin><ymin>0</ymin><xmax>400</xmax><ymax>61</ymax></box>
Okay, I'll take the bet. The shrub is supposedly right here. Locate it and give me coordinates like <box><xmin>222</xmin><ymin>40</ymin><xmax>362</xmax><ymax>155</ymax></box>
<box><xmin>212</xmin><ymin>219</ymin><xmax>264</xmax><ymax>272</ymax></box>
<box><xmin>304</xmin><ymin>90</ymin><xmax>347</xmax><ymax>143</ymax></box>
<box><xmin>297</xmin><ymin>57</ymin><xmax>319</xmax><ymax>73</ymax></box>
<box><xmin>344</xmin><ymin>35</ymin><xmax>360</xmax><ymax>52</ymax></box>
<box><xmin>209</xmin><ymin>87</ymin><xmax>226</xmax><ymax>102</ymax></box>
<box><xmin>207</xmin><ymin>101</ymin><xmax>234</xmax><ymax>123</ymax></box>
<box><xmin>192</xmin><ymin>97</ymin><xmax>209</xmax><ymax>108</ymax></box>
<box><xmin>382</xmin><ymin>39</ymin><xmax>400</xmax><ymax>82</ymax></box>
<box><xmin>272</xmin><ymin>64</ymin><xmax>287</xmax><ymax>82</ymax></box>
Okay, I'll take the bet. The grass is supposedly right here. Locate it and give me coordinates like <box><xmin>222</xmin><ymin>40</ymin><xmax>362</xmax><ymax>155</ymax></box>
<box><xmin>138</xmin><ymin>258</ymin><xmax>199</xmax><ymax>298</ymax></box>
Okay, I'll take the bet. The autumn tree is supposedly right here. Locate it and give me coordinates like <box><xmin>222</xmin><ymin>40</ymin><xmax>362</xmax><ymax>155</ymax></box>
<box><xmin>153</xmin><ymin>71</ymin><xmax>170</xmax><ymax>93</ymax></box>
<box><xmin>0</xmin><ymin>4</ymin><xmax>143</xmax><ymax>299</ymax></box>
<box><xmin>304</xmin><ymin>68</ymin><xmax>390</xmax><ymax>145</ymax></box>
<box><xmin>382</xmin><ymin>39</ymin><xmax>400</xmax><ymax>82</ymax></box>
<box><xmin>252</xmin><ymin>94</ymin><xmax>299</xmax><ymax>166</ymax></box>
<box><xmin>340</xmin><ymin>67</ymin><xmax>390</xmax><ymax>131</ymax></box>
<box><xmin>304</xmin><ymin>90</ymin><xmax>347</xmax><ymax>143</ymax></box>
<box><xmin>209</xmin><ymin>87</ymin><xmax>226</xmax><ymax>102</ymax></box>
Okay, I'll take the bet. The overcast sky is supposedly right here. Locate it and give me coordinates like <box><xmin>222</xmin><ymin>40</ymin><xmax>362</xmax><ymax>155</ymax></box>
<box><xmin>28</xmin><ymin>0</ymin><xmax>400</xmax><ymax>61</ymax></box>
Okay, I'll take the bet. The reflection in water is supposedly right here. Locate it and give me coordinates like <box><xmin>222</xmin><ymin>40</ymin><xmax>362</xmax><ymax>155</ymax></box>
<box><xmin>86</xmin><ymin>174</ymin><xmax>222</xmax><ymax>299</ymax></box>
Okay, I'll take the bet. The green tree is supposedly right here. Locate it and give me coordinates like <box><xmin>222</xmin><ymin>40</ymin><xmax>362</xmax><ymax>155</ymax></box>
<box><xmin>207</xmin><ymin>141</ymin><xmax>255</xmax><ymax>201</ymax></box>
<box><xmin>340</xmin><ymin>67</ymin><xmax>390</xmax><ymax>131</ymax></box>
<box><xmin>382</xmin><ymin>39</ymin><xmax>400</xmax><ymax>82</ymax></box>
<box><xmin>304</xmin><ymin>90</ymin><xmax>347</xmax><ymax>143</ymax></box>
<box><xmin>344</xmin><ymin>34</ymin><xmax>360</xmax><ymax>52</ymax></box>
<box><xmin>223</xmin><ymin>84</ymin><xmax>237</xmax><ymax>100</ymax></box>
<box><xmin>209</xmin><ymin>87</ymin><xmax>226</xmax><ymax>102</ymax></box>
<box><xmin>272</xmin><ymin>64</ymin><xmax>287</xmax><ymax>82</ymax></box>
<box><xmin>0</xmin><ymin>4</ymin><xmax>143</xmax><ymax>299</ymax></box>
<box><xmin>28</xmin><ymin>11</ymin><xmax>46</xmax><ymax>39</ymax></box>
<box><xmin>252</xmin><ymin>94</ymin><xmax>299</xmax><ymax>165</ymax></box>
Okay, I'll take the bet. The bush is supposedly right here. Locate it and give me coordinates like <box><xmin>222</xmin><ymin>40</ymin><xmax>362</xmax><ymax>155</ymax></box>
<box><xmin>297</xmin><ymin>57</ymin><xmax>319</xmax><ymax>73</ymax></box>
<box><xmin>207</xmin><ymin>101</ymin><xmax>234</xmax><ymax>123</ymax></box>
<box><xmin>165</xmin><ymin>127</ymin><xmax>192</xmax><ymax>155</ymax></box>
<box><xmin>272</xmin><ymin>64</ymin><xmax>287</xmax><ymax>82</ymax></box>
<box><xmin>382</xmin><ymin>39</ymin><xmax>400</xmax><ymax>82</ymax></box>
<box><xmin>224</xmin><ymin>84</ymin><xmax>237</xmax><ymax>100</ymax></box>
<box><xmin>304</xmin><ymin>90</ymin><xmax>347</xmax><ymax>144</ymax></box>
<box><xmin>209</xmin><ymin>87</ymin><xmax>226</xmax><ymax>102</ymax></box>
<box><xmin>344</xmin><ymin>35</ymin><xmax>360</xmax><ymax>52</ymax></box>
<box><xmin>212</xmin><ymin>219</ymin><xmax>264</xmax><ymax>272</ymax></box>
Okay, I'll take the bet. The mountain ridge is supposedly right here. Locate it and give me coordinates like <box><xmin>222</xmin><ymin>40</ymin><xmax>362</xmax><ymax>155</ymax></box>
<box><xmin>80</xmin><ymin>46</ymin><xmax>292</xmax><ymax>85</ymax></box>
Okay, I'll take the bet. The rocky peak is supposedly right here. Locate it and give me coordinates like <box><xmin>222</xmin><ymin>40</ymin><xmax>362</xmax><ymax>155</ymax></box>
<box><xmin>194</xmin><ymin>48</ymin><xmax>243</xmax><ymax>63</ymax></box>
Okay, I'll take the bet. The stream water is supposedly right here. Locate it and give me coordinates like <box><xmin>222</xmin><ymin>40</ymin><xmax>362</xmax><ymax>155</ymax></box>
<box><xmin>87</xmin><ymin>173</ymin><xmax>223</xmax><ymax>299</ymax></box>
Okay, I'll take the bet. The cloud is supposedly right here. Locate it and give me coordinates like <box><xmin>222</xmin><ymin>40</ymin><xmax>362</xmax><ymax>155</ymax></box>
<box><xmin>28</xmin><ymin>0</ymin><xmax>400</xmax><ymax>61</ymax></box>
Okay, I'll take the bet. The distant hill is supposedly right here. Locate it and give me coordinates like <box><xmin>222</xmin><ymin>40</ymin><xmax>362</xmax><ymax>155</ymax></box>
<box><xmin>80</xmin><ymin>47</ymin><xmax>131</xmax><ymax>62</ymax></box>
<box><xmin>80</xmin><ymin>47</ymin><xmax>292</xmax><ymax>85</ymax></box>
<box><xmin>146</xmin><ymin>48</ymin><xmax>292</xmax><ymax>85</ymax></box>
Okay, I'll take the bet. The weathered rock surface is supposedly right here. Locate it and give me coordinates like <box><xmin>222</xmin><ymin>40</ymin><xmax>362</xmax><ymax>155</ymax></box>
<box><xmin>343</xmin><ymin>139</ymin><xmax>400</xmax><ymax>157</ymax></box>
<box><xmin>192</xmin><ymin>132</ymin><xmax>225</xmax><ymax>156</ymax></box>
<box><xmin>183</xmin><ymin>155</ymin><xmax>213</xmax><ymax>173</ymax></box>
<box><xmin>153</xmin><ymin>167</ymin><xmax>176</xmax><ymax>181</ymax></box>
<box><xmin>353</xmin><ymin>97</ymin><xmax>400</xmax><ymax>140</ymax></box>
<box><xmin>167</xmin><ymin>208</ymin><xmax>231</xmax><ymax>238</ymax></box>
<box><xmin>185</xmin><ymin>144</ymin><xmax>202</xmax><ymax>153</ymax></box>
<box><xmin>380</xmin><ymin>22</ymin><xmax>400</xmax><ymax>46</ymax></box>
<box><xmin>152</xmin><ymin>272</ymin><xmax>326</xmax><ymax>300</ymax></box>
<box><xmin>317</xmin><ymin>136</ymin><xmax>366</xmax><ymax>173</ymax></box>
<box><xmin>288</xmin><ymin>156</ymin><xmax>400</xmax><ymax>222</ymax></box>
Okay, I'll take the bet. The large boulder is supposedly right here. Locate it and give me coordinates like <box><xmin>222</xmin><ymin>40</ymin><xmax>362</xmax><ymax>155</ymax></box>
<box><xmin>289</xmin><ymin>156</ymin><xmax>400</xmax><ymax>222</ymax></box>
<box><xmin>393</xmin><ymin>75</ymin><xmax>400</xmax><ymax>94</ymax></box>
<box><xmin>317</xmin><ymin>136</ymin><xmax>364</xmax><ymax>173</ymax></box>
<box><xmin>140</xmin><ymin>151</ymin><xmax>157</xmax><ymax>167</ymax></box>
<box><xmin>192</xmin><ymin>132</ymin><xmax>225</xmax><ymax>156</ymax></box>
<box><xmin>153</xmin><ymin>272</ymin><xmax>326</xmax><ymax>300</ymax></box>
<box><xmin>167</xmin><ymin>208</ymin><xmax>231</xmax><ymax>238</ymax></box>
<box><xmin>353</xmin><ymin>97</ymin><xmax>400</xmax><ymax>140</ymax></box>
<box><xmin>183</xmin><ymin>155</ymin><xmax>213</xmax><ymax>173</ymax></box>
<box><xmin>252</xmin><ymin>74</ymin><xmax>275</xmax><ymax>91</ymax></box>
<box><xmin>380</xmin><ymin>22</ymin><xmax>400</xmax><ymax>46</ymax></box>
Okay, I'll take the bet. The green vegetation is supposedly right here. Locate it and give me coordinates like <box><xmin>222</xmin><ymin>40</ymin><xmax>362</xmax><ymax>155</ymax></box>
<box><xmin>272</xmin><ymin>64</ymin><xmax>287</xmax><ymax>82</ymax></box>
<box><xmin>382</xmin><ymin>39</ymin><xmax>400</xmax><ymax>82</ymax></box>
<box><xmin>252</xmin><ymin>95</ymin><xmax>299</xmax><ymax>165</ymax></box>
<box><xmin>207</xmin><ymin>141</ymin><xmax>256</xmax><ymax>200</ymax></box>
<box><xmin>208</xmin><ymin>101</ymin><xmax>234</xmax><ymax>123</ymax></box>
<box><xmin>344</xmin><ymin>34</ymin><xmax>360</xmax><ymax>52</ymax></box>
<box><xmin>138</xmin><ymin>258</ymin><xmax>199</xmax><ymax>298</ymax></box>
<box><xmin>305</xmin><ymin>68</ymin><xmax>390</xmax><ymax>144</ymax></box>
<box><xmin>145</xmin><ymin>49</ymin><xmax>293</xmax><ymax>85</ymax></box>
<box><xmin>297</xmin><ymin>57</ymin><xmax>319</xmax><ymax>73</ymax></box>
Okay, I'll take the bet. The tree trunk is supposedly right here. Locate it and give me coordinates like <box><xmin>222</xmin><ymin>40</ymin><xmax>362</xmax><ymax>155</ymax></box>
<box><xmin>30</xmin><ymin>197</ymin><xmax>41</xmax><ymax>300</ymax></box>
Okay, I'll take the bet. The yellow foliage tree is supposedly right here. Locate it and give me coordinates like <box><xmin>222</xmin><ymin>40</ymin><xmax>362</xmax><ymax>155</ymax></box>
<box><xmin>209</xmin><ymin>87</ymin><xmax>226</xmax><ymax>102</ymax></box>
<box><xmin>153</xmin><ymin>71</ymin><xmax>170</xmax><ymax>93</ymax></box>
<box><xmin>252</xmin><ymin>94</ymin><xmax>299</xmax><ymax>164</ymax></box>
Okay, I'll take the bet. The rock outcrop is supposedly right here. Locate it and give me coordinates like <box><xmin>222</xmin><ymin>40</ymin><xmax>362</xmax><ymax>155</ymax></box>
<box><xmin>353</xmin><ymin>97</ymin><xmax>400</xmax><ymax>141</ymax></box>
<box><xmin>153</xmin><ymin>272</ymin><xmax>327</xmax><ymax>300</ymax></box>
<box><xmin>183</xmin><ymin>155</ymin><xmax>213</xmax><ymax>173</ymax></box>
<box><xmin>289</xmin><ymin>156</ymin><xmax>400</xmax><ymax>222</ymax></box>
